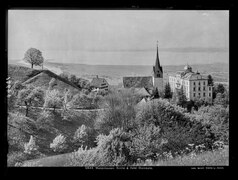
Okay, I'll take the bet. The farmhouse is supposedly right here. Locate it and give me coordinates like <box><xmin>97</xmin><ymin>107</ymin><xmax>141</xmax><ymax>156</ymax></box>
<box><xmin>169</xmin><ymin>65</ymin><xmax>213</xmax><ymax>103</ymax></box>
<box><xmin>90</xmin><ymin>75</ymin><xmax>109</xmax><ymax>92</ymax></box>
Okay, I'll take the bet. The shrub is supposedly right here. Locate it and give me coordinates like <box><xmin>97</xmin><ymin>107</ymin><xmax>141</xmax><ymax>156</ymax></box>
<box><xmin>71</xmin><ymin>124</ymin><xmax>96</xmax><ymax>149</ymax></box>
<box><xmin>24</xmin><ymin>135</ymin><xmax>39</xmax><ymax>155</ymax></box>
<box><xmin>129</xmin><ymin>124</ymin><xmax>165</xmax><ymax>161</ymax></box>
<box><xmin>7</xmin><ymin>151</ymin><xmax>28</xmax><ymax>167</ymax></box>
<box><xmin>135</xmin><ymin>99</ymin><xmax>215</xmax><ymax>155</ymax></box>
<box><xmin>44</xmin><ymin>89</ymin><xmax>63</xmax><ymax>112</ymax></box>
<box><xmin>35</xmin><ymin>110</ymin><xmax>54</xmax><ymax>131</ymax></box>
<box><xmin>68</xmin><ymin>128</ymin><xmax>132</xmax><ymax>166</ymax></box>
<box><xmin>50</xmin><ymin>134</ymin><xmax>68</xmax><ymax>153</ymax></box>
<box><xmin>95</xmin><ymin>89</ymin><xmax>138</xmax><ymax>134</ymax></box>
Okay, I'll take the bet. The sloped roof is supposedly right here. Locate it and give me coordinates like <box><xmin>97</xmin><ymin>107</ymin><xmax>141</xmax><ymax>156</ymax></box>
<box><xmin>134</xmin><ymin>87</ymin><xmax>151</xmax><ymax>97</ymax></box>
<box><xmin>123</xmin><ymin>76</ymin><xmax>153</xmax><ymax>89</ymax></box>
<box><xmin>91</xmin><ymin>77</ymin><xmax>108</xmax><ymax>87</ymax></box>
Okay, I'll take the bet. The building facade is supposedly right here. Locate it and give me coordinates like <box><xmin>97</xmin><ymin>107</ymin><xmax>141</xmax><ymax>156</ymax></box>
<box><xmin>169</xmin><ymin>65</ymin><xmax>213</xmax><ymax>102</ymax></box>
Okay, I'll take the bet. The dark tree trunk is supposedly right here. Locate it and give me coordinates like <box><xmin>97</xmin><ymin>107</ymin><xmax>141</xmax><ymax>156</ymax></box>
<box><xmin>31</xmin><ymin>63</ymin><xmax>33</xmax><ymax>68</ymax></box>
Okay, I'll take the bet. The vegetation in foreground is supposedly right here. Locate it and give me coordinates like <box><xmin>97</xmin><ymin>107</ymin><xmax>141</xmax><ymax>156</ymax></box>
<box><xmin>7</xmin><ymin>63</ymin><xmax>229</xmax><ymax>167</ymax></box>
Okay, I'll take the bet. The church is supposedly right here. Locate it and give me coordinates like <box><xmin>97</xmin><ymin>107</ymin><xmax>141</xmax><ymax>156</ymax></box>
<box><xmin>123</xmin><ymin>42</ymin><xmax>164</xmax><ymax>95</ymax></box>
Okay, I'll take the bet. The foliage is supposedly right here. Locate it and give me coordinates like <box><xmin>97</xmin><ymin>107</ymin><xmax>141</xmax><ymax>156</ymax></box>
<box><xmin>171</xmin><ymin>88</ymin><xmax>187</xmax><ymax>108</ymax></box>
<box><xmin>24</xmin><ymin>135</ymin><xmax>39</xmax><ymax>155</ymax></box>
<box><xmin>59</xmin><ymin>72</ymin><xmax>69</xmax><ymax>81</ymax></box>
<box><xmin>17</xmin><ymin>85</ymin><xmax>45</xmax><ymax>116</ymax></box>
<box><xmin>48</xmin><ymin>78</ymin><xmax>57</xmax><ymax>90</ymax></box>
<box><xmin>213</xmin><ymin>83</ymin><xmax>226</xmax><ymax>99</ymax></box>
<box><xmin>129</xmin><ymin>124</ymin><xmax>165</xmax><ymax>161</ymax></box>
<box><xmin>135</xmin><ymin>99</ymin><xmax>215</xmax><ymax>154</ymax></box>
<box><xmin>50</xmin><ymin>134</ymin><xmax>68</xmax><ymax>153</ymax></box>
<box><xmin>207</xmin><ymin>74</ymin><xmax>214</xmax><ymax>86</ymax></box>
<box><xmin>163</xmin><ymin>82</ymin><xmax>172</xmax><ymax>99</ymax></box>
<box><xmin>214</xmin><ymin>91</ymin><xmax>229</xmax><ymax>107</ymax></box>
<box><xmin>44</xmin><ymin>89</ymin><xmax>63</xmax><ymax>111</ymax></box>
<box><xmin>69</xmin><ymin>93</ymin><xmax>92</xmax><ymax>109</ymax></box>
<box><xmin>71</xmin><ymin>124</ymin><xmax>96</xmax><ymax>149</ymax></box>
<box><xmin>23</xmin><ymin>48</ymin><xmax>44</xmax><ymax>68</ymax></box>
<box><xmin>192</xmin><ymin>105</ymin><xmax>229</xmax><ymax>144</ymax></box>
<box><xmin>35</xmin><ymin>110</ymin><xmax>54</xmax><ymax>131</ymax></box>
<box><xmin>95</xmin><ymin>89</ymin><xmax>138</xmax><ymax>134</ymax></box>
<box><xmin>8</xmin><ymin>112</ymin><xmax>28</xmax><ymax>151</ymax></box>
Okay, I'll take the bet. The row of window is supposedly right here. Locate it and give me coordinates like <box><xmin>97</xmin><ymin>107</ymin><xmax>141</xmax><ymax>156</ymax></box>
<box><xmin>193</xmin><ymin>81</ymin><xmax>206</xmax><ymax>86</ymax></box>
<box><xmin>193</xmin><ymin>87</ymin><xmax>212</xmax><ymax>91</ymax></box>
<box><xmin>193</xmin><ymin>92</ymin><xmax>211</xmax><ymax>98</ymax></box>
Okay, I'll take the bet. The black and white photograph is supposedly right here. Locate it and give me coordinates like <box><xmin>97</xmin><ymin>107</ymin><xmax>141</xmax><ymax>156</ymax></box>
<box><xmin>7</xmin><ymin>10</ymin><xmax>229</xmax><ymax>168</ymax></box>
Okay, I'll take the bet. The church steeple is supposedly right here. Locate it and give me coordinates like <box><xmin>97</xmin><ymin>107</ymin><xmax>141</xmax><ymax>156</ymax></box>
<box><xmin>153</xmin><ymin>41</ymin><xmax>163</xmax><ymax>78</ymax></box>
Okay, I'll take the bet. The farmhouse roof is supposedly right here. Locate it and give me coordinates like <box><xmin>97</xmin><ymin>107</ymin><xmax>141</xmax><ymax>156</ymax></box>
<box><xmin>134</xmin><ymin>87</ymin><xmax>151</xmax><ymax>97</ymax></box>
<box><xmin>90</xmin><ymin>76</ymin><xmax>108</xmax><ymax>88</ymax></box>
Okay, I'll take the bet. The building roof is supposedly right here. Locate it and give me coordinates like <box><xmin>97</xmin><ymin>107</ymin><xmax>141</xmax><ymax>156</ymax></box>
<box><xmin>90</xmin><ymin>76</ymin><xmax>108</xmax><ymax>88</ymax></box>
<box><xmin>123</xmin><ymin>76</ymin><xmax>153</xmax><ymax>89</ymax></box>
<box><xmin>172</xmin><ymin>66</ymin><xmax>208</xmax><ymax>80</ymax></box>
<box><xmin>134</xmin><ymin>87</ymin><xmax>151</xmax><ymax>97</ymax></box>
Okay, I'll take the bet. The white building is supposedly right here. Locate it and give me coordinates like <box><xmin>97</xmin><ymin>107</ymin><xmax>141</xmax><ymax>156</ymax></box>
<box><xmin>169</xmin><ymin>65</ymin><xmax>213</xmax><ymax>102</ymax></box>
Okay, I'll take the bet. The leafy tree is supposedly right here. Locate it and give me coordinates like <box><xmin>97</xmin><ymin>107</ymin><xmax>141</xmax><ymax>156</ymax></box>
<box><xmin>48</xmin><ymin>78</ymin><xmax>57</xmax><ymax>90</ymax></box>
<box><xmin>24</xmin><ymin>135</ymin><xmax>39</xmax><ymax>155</ymax></box>
<box><xmin>69</xmin><ymin>74</ymin><xmax>78</xmax><ymax>85</ymax></box>
<box><xmin>164</xmin><ymin>82</ymin><xmax>172</xmax><ymax>99</ymax></box>
<box><xmin>214</xmin><ymin>92</ymin><xmax>229</xmax><ymax>107</ymax></box>
<box><xmin>17</xmin><ymin>85</ymin><xmax>45</xmax><ymax>116</ymax></box>
<box><xmin>50</xmin><ymin>134</ymin><xmax>68</xmax><ymax>153</ymax></box>
<box><xmin>23</xmin><ymin>48</ymin><xmax>44</xmax><ymax>68</ymax></box>
<box><xmin>69</xmin><ymin>93</ymin><xmax>92</xmax><ymax>109</ymax></box>
<box><xmin>44</xmin><ymin>89</ymin><xmax>62</xmax><ymax>112</ymax></box>
<box><xmin>171</xmin><ymin>88</ymin><xmax>187</xmax><ymax>107</ymax></box>
<box><xmin>153</xmin><ymin>87</ymin><xmax>159</xmax><ymax>98</ymax></box>
<box><xmin>208</xmin><ymin>74</ymin><xmax>214</xmax><ymax>86</ymax></box>
<box><xmin>213</xmin><ymin>83</ymin><xmax>226</xmax><ymax>99</ymax></box>
<box><xmin>59</xmin><ymin>73</ymin><xmax>69</xmax><ymax>81</ymax></box>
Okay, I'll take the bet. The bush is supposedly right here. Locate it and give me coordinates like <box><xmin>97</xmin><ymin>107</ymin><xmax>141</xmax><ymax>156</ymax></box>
<box><xmin>95</xmin><ymin>89</ymin><xmax>138</xmax><ymax>134</ymax></box>
<box><xmin>68</xmin><ymin>128</ymin><xmax>132</xmax><ymax>166</ymax></box>
<box><xmin>135</xmin><ymin>99</ymin><xmax>215</xmax><ymax>155</ymax></box>
<box><xmin>129</xmin><ymin>124</ymin><xmax>165</xmax><ymax>161</ymax></box>
<box><xmin>24</xmin><ymin>135</ymin><xmax>39</xmax><ymax>155</ymax></box>
<box><xmin>35</xmin><ymin>110</ymin><xmax>54</xmax><ymax>131</ymax></box>
<box><xmin>71</xmin><ymin>124</ymin><xmax>96</xmax><ymax>149</ymax></box>
<box><xmin>50</xmin><ymin>134</ymin><xmax>68</xmax><ymax>153</ymax></box>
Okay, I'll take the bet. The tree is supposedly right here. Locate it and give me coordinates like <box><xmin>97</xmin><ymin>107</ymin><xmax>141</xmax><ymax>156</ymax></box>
<box><xmin>17</xmin><ymin>85</ymin><xmax>45</xmax><ymax>116</ymax></box>
<box><xmin>24</xmin><ymin>135</ymin><xmax>39</xmax><ymax>155</ymax></box>
<box><xmin>153</xmin><ymin>87</ymin><xmax>159</xmax><ymax>99</ymax></box>
<box><xmin>59</xmin><ymin>73</ymin><xmax>69</xmax><ymax>81</ymax></box>
<box><xmin>214</xmin><ymin>92</ymin><xmax>229</xmax><ymax>107</ymax></box>
<box><xmin>213</xmin><ymin>83</ymin><xmax>226</xmax><ymax>99</ymax></box>
<box><xmin>69</xmin><ymin>74</ymin><xmax>77</xmax><ymax>85</ymax></box>
<box><xmin>50</xmin><ymin>134</ymin><xmax>68</xmax><ymax>153</ymax></box>
<box><xmin>48</xmin><ymin>78</ymin><xmax>57</xmax><ymax>90</ymax></box>
<box><xmin>171</xmin><ymin>88</ymin><xmax>187</xmax><ymax>107</ymax></box>
<box><xmin>164</xmin><ymin>82</ymin><xmax>172</xmax><ymax>99</ymax></box>
<box><xmin>208</xmin><ymin>74</ymin><xmax>214</xmax><ymax>86</ymax></box>
<box><xmin>23</xmin><ymin>48</ymin><xmax>44</xmax><ymax>69</ymax></box>
<box><xmin>44</xmin><ymin>89</ymin><xmax>63</xmax><ymax>112</ymax></box>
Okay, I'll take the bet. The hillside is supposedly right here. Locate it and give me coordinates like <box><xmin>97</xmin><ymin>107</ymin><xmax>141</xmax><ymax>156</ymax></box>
<box><xmin>8</xmin><ymin>64</ymin><xmax>81</xmax><ymax>94</ymax></box>
<box><xmin>8</xmin><ymin>64</ymin><xmax>42</xmax><ymax>83</ymax></box>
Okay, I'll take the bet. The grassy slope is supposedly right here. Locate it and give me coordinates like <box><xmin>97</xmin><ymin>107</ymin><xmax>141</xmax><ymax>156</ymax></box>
<box><xmin>23</xmin><ymin>70</ymin><xmax>81</xmax><ymax>94</ymax></box>
<box><xmin>8</xmin><ymin>64</ymin><xmax>81</xmax><ymax>94</ymax></box>
<box><xmin>16</xmin><ymin>107</ymin><xmax>97</xmax><ymax>155</ymax></box>
<box><xmin>137</xmin><ymin>146</ymin><xmax>229</xmax><ymax>166</ymax></box>
<box><xmin>8</xmin><ymin>64</ymin><xmax>42</xmax><ymax>83</ymax></box>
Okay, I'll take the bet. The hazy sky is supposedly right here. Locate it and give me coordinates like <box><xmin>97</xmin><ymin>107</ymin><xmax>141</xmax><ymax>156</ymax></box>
<box><xmin>8</xmin><ymin>10</ymin><xmax>229</xmax><ymax>65</ymax></box>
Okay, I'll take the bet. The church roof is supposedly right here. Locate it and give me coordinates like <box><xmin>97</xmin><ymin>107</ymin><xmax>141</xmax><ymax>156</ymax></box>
<box><xmin>123</xmin><ymin>76</ymin><xmax>153</xmax><ymax>89</ymax></box>
<box><xmin>175</xmin><ymin>69</ymin><xmax>208</xmax><ymax>80</ymax></box>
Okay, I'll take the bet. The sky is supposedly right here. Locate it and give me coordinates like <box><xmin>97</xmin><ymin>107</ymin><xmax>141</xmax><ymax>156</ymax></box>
<box><xmin>8</xmin><ymin>10</ymin><xmax>229</xmax><ymax>65</ymax></box>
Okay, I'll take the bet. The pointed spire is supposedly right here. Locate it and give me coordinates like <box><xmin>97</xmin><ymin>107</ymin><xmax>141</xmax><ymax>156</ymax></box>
<box><xmin>155</xmin><ymin>41</ymin><xmax>161</xmax><ymax>69</ymax></box>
